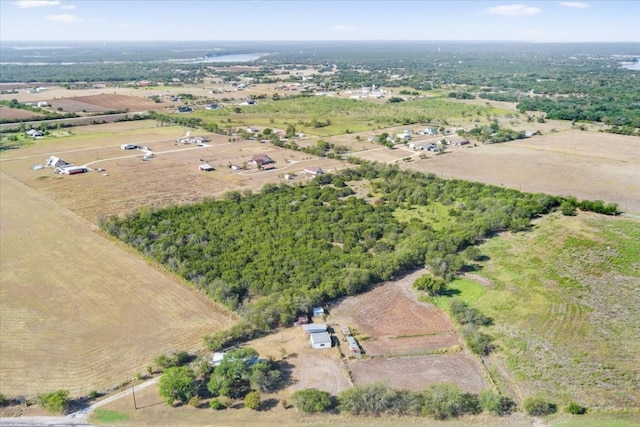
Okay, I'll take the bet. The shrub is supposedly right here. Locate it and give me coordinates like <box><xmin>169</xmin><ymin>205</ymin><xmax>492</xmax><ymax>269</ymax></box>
<box><xmin>291</xmin><ymin>388</ymin><xmax>333</xmax><ymax>414</ymax></box>
<box><xmin>422</xmin><ymin>383</ymin><xmax>479</xmax><ymax>419</ymax></box>
<box><xmin>565</xmin><ymin>401</ymin><xmax>587</xmax><ymax>415</ymax></box>
<box><xmin>478</xmin><ymin>390</ymin><xmax>515</xmax><ymax>416</ymax></box>
<box><xmin>209</xmin><ymin>397</ymin><xmax>224</xmax><ymax>410</ymax></box>
<box><xmin>244</xmin><ymin>391</ymin><xmax>261</xmax><ymax>411</ymax></box>
<box><xmin>37</xmin><ymin>389</ymin><xmax>70</xmax><ymax>414</ymax></box>
<box><xmin>88</xmin><ymin>390</ymin><xmax>99</xmax><ymax>400</ymax></box>
<box><xmin>523</xmin><ymin>396</ymin><xmax>557</xmax><ymax>416</ymax></box>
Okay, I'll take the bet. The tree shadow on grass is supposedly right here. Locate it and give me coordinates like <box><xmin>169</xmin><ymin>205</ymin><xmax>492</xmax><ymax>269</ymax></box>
<box><xmin>438</xmin><ymin>288</ymin><xmax>461</xmax><ymax>298</ymax></box>
<box><xmin>260</xmin><ymin>398</ymin><xmax>279</xmax><ymax>411</ymax></box>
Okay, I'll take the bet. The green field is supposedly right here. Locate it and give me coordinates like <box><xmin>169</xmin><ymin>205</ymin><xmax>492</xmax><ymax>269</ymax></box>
<box><xmin>188</xmin><ymin>96</ymin><xmax>507</xmax><ymax>136</ymax></box>
<box><xmin>436</xmin><ymin>212</ymin><xmax>640</xmax><ymax>409</ymax></box>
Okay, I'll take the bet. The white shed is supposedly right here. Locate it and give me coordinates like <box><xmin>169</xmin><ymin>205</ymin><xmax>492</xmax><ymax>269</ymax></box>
<box><xmin>302</xmin><ymin>323</ymin><xmax>327</xmax><ymax>334</ymax></box>
<box><xmin>312</xmin><ymin>307</ymin><xmax>325</xmax><ymax>317</ymax></box>
<box><xmin>310</xmin><ymin>332</ymin><xmax>332</xmax><ymax>349</ymax></box>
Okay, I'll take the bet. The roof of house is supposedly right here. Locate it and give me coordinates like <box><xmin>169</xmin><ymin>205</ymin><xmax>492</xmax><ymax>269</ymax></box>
<box><xmin>251</xmin><ymin>154</ymin><xmax>273</xmax><ymax>164</ymax></box>
<box><xmin>302</xmin><ymin>323</ymin><xmax>327</xmax><ymax>333</ymax></box>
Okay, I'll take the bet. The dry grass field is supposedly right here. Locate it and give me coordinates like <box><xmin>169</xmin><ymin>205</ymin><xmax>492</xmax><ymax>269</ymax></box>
<box><xmin>406</xmin><ymin>130</ymin><xmax>640</xmax><ymax>214</ymax></box>
<box><xmin>0</xmin><ymin>172</ymin><xmax>237</xmax><ymax>397</ymax></box>
<box><xmin>46</xmin><ymin>94</ymin><xmax>161</xmax><ymax>113</ymax></box>
<box><xmin>0</xmin><ymin>120</ymin><xmax>345</xmax><ymax>222</ymax></box>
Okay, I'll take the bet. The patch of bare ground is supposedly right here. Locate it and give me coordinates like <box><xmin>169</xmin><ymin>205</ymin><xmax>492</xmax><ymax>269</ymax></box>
<box><xmin>348</xmin><ymin>354</ymin><xmax>487</xmax><ymax>393</ymax></box>
<box><xmin>328</xmin><ymin>269</ymin><xmax>487</xmax><ymax>394</ymax></box>
<box><xmin>405</xmin><ymin>130</ymin><xmax>640</xmax><ymax>214</ymax></box>
<box><xmin>48</xmin><ymin>94</ymin><xmax>161</xmax><ymax>113</ymax></box>
<box><xmin>0</xmin><ymin>105</ymin><xmax>44</xmax><ymax>120</ymax></box>
<box><xmin>0</xmin><ymin>172</ymin><xmax>237</xmax><ymax>397</ymax></box>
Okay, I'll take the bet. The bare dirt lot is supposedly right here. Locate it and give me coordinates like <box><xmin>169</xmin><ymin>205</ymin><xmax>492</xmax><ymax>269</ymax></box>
<box><xmin>0</xmin><ymin>105</ymin><xmax>44</xmax><ymax>120</ymax></box>
<box><xmin>0</xmin><ymin>172</ymin><xmax>237</xmax><ymax>397</ymax></box>
<box><xmin>348</xmin><ymin>354</ymin><xmax>487</xmax><ymax>393</ymax></box>
<box><xmin>407</xmin><ymin>130</ymin><xmax>640</xmax><ymax>214</ymax></box>
<box><xmin>329</xmin><ymin>270</ymin><xmax>487</xmax><ymax>394</ymax></box>
<box><xmin>46</xmin><ymin>94</ymin><xmax>162</xmax><ymax>113</ymax></box>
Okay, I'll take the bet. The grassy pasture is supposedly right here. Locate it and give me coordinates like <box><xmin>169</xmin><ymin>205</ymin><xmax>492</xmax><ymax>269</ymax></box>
<box><xmin>189</xmin><ymin>96</ymin><xmax>501</xmax><ymax>136</ymax></box>
<box><xmin>436</xmin><ymin>212</ymin><xmax>640</xmax><ymax>408</ymax></box>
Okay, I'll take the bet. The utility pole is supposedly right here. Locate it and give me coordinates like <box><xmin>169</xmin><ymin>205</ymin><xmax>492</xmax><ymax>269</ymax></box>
<box><xmin>132</xmin><ymin>385</ymin><xmax>138</xmax><ymax>410</ymax></box>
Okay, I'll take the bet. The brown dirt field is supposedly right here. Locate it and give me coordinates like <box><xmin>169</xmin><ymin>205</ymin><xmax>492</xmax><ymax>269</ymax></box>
<box><xmin>0</xmin><ymin>105</ymin><xmax>43</xmax><ymax>120</ymax></box>
<box><xmin>0</xmin><ymin>172</ymin><xmax>237</xmax><ymax>397</ymax></box>
<box><xmin>347</xmin><ymin>355</ymin><xmax>487</xmax><ymax>394</ymax></box>
<box><xmin>331</xmin><ymin>270</ymin><xmax>455</xmax><ymax>342</ymax></box>
<box><xmin>405</xmin><ymin>130</ymin><xmax>640</xmax><ymax>214</ymax></box>
<box><xmin>47</xmin><ymin>94</ymin><xmax>162</xmax><ymax>113</ymax></box>
<box><xmin>328</xmin><ymin>269</ymin><xmax>487</xmax><ymax>394</ymax></box>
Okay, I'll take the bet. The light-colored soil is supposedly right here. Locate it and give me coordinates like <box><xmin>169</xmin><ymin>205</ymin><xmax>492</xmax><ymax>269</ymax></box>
<box><xmin>47</xmin><ymin>94</ymin><xmax>162</xmax><ymax>113</ymax></box>
<box><xmin>328</xmin><ymin>270</ymin><xmax>487</xmax><ymax>394</ymax></box>
<box><xmin>406</xmin><ymin>130</ymin><xmax>640</xmax><ymax>214</ymax></box>
<box><xmin>348</xmin><ymin>354</ymin><xmax>487</xmax><ymax>393</ymax></box>
<box><xmin>0</xmin><ymin>105</ymin><xmax>43</xmax><ymax>120</ymax></box>
<box><xmin>0</xmin><ymin>172</ymin><xmax>237</xmax><ymax>397</ymax></box>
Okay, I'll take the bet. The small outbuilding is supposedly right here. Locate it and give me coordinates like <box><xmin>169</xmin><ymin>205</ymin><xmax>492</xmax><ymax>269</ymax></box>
<box><xmin>198</xmin><ymin>164</ymin><xmax>215</xmax><ymax>171</ymax></box>
<box><xmin>310</xmin><ymin>331</ymin><xmax>332</xmax><ymax>349</ymax></box>
<box><xmin>302</xmin><ymin>323</ymin><xmax>327</xmax><ymax>334</ymax></box>
<box><xmin>304</xmin><ymin>167</ymin><xmax>324</xmax><ymax>177</ymax></box>
<box><xmin>346</xmin><ymin>336</ymin><xmax>361</xmax><ymax>355</ymax></box>
<box><xmin>312</xmin><ymin>307</ymin><xmax>325</xmax><ymax>317</ymax></box>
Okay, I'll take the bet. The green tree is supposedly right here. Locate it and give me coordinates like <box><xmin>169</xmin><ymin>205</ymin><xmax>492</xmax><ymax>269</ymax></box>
<box><xmin>286</xmin><ymin>124</ymin><xmax>296</xmax><ymax>138</ymax></box>
<box><xmin>158</xmin><ymin>366</ymin><xmax>196</xmax><ymax>406</ymax></box>
<box><xmin>291</xmin><ymin>388</ymin><xmax>333</xmax><ymax>414</ymax></box>
<box><xmin>413</xmin><ymin>274</ymin><xmax>446</xmax><ymax>296</ymax></box>
<box><xmin>244</xmin><ymin>390</ymin><xmax>261</xmax><ymax>410</ymax></box>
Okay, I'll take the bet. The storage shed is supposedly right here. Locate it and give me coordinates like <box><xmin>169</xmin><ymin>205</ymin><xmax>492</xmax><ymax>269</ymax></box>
<box><xmin>198</xmin><ymin>164</ymin><xmax>214</xmax><ymax>171</ymax></box>
<box><xmin>310</xmin><ymin>332</ymin><xmax>332</xmax><ymax>349</ymax></box>
<box><xmin>346</xmin><ymin>336</ymin><xmax>361</xmax><ymax>354</ymax></box>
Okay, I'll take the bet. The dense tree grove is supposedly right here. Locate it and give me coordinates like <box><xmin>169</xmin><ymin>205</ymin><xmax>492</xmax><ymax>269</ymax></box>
<box><xmin>101</xmin><ymin>162</ymin><xmax>621</xmax><ymax>345</ymax></box>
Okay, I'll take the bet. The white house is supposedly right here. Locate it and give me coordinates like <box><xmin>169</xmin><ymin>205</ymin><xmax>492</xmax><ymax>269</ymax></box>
<box><xmin>310</xmin><ymin>332</ymin><xmax>332</xmax><ymax>349</ymax></box>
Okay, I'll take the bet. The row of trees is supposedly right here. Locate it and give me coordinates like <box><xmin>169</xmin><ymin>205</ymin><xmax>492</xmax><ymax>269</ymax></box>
<box><xmin>292</xmin><ymin>383</ymin><xmax>515</xmax><ymax>419</ymax></box>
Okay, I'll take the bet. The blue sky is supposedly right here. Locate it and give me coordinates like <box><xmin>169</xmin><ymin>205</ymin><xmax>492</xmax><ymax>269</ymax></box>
<box><xmin>1</xmin><ymin>0</ymin><xmax>638</xmax><ymax>43</ymax></box>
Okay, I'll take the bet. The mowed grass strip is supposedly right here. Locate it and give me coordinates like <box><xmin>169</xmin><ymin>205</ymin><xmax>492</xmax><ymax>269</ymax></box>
<box><xmin>0</xmin><ymin>172</ymin><xmax>237</xmax><ymax>397</ymax></box>
<box><xmin>452</xmin><ymin>212</ymin><xmax>640</xmax><ymax>408</ymax></box>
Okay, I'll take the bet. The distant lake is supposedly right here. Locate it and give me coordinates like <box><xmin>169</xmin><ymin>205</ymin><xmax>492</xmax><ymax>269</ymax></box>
<box><xmin>178</xmin><ymin>53</ymin><xmax>268</xmax><ymax>64</ymax></box>
<box><xmin>621</xmin><ymin>62</ymin><xmax>640</xmax><ymax>70</ymax></box>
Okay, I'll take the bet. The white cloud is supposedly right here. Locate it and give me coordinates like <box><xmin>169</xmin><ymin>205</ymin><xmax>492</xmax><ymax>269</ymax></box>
<box><xmin>60</xmin><ymin>4</ymin><xmax>76</xmax><ymax>10</ymax></box>
<box><xmin>484</xmin><ymin>4</ymin><xmax>543</xmax><ymax>16</ymax></box>
<box><xmin>45</xmin><ymin>14</ymin><xmax>81</xmax><ymax>23</ymax></box>
<box><xmin>14</xmin><ymin>0</ymin><xmax>60</xmax><ymax>8</ymax></box>
<box><xmin>560</xmin><ymin>2</ymin><xmax>591</xmax><ymax>8</ymax></box>
<box><xmin>332</xmin><ymin>24</ymin><xmax>357</xmax><ymax>33</ymax></box>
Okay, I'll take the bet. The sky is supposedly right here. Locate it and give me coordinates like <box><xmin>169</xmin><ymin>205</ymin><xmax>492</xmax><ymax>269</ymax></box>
<box><xmin>1</xmin><ymin>0</ymin><xmax>638</xmax><ymax>43</ymax></box>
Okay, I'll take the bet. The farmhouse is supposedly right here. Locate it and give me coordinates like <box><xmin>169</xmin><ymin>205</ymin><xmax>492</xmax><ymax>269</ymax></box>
<box><xmin>45</xmin><ymin>156</ymin><xmax>68</xmax><ymax>169</ymax></box>
<box><xmin>397</xmin><ymin>133</ymin><xmax>412</xmax><ymax>141</ymax></box>
<box><xmin>26</xmin><ymin>129</ymin><xmax>44</xmax><ymax>138</ymax></box>
<box><xmin>310</xmin><ymin>331</ymin><xmax>332</xmax><ymax>349</ymax></box>
<box><xmin>250</xmin><ymin>154</ymin><xmax>274</xmax><ymax>167</ymax></box>
<box><xmin>305</xmin><ymin>167</ymin><xmax>324</xmax><ymax>177</ymax></box>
